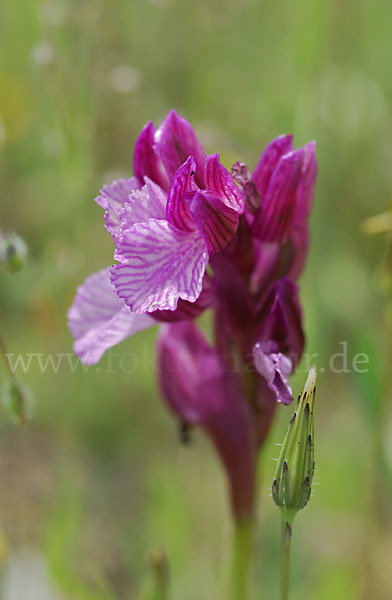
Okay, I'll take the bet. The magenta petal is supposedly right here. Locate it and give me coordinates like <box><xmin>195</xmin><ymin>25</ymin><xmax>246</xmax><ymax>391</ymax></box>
<box><xmin>154</xmin><ymin>110</ymin><xmax>206</xmax><ymax>188</ymax></box>
<box><xmin>157</xmin><ymin>321</ymin><xmax>211</xmax><ymax>422</ymax></box>
<box><xmin>95</xmin><ymin>177</ymin><xmax>139</xmax><ymax>243</ymax></box>
<box><xmin>286</xmin><ymin>225</ymin><xmax>310</xmax><ymax>280</ymax></box>
<box><xmin>187</xmin><ymin>190</ymin><xmax>239</xmax><ymax>254</ymax></box>
<box><xmin>252</xmin><ymin>278</ymin><xmax>305</xmax><ymax>404</ymax></box>
<box><xmin>249</xmin><ymin>227</ymin><xmax>311</xmax><ymax>294</ymax></box>
<box><xmin>133</xmin><ymin>121</ymin><xmax>170</xmax><ymax>190</ymax></box>
<box><xmin>119</xmin><ymin>177</ymin><xmax>167</xmax><ymax>236</ymax></box>
<box><xmin>67</xmin><ymin>268</ymin><xmax>154</xmax><ymax>365</ymax></box>
<box><xmin>252</xmin><ymin>148</ymin><xmax>304</xmax><ymax>243</ymax></box>
<box><xmin>210</xmin><ymin>255</ymin><xmax>256</xmax><ymax>357</ymax></box>
<box><xmin>204</xmin><ymin>154</ymin><xmax>244</xmax><ymax>213</ymax></box>
<box><xmin>111</xmin><ymin>219</ymin><xmax>208</xmax><ymax>314</ymax></box>
<box><xmin>294</xmin><ymin>141</ymin><xmax>317</xmax><ymax>227</ymax></box>
<box><xmin>157</xmin><ymin>322</ymin><xmax>257</xmax><ymax>520</ymax></box>
<box><xmin>252</xmin><ymin>134</ymin><xmax>293</xmax><ymax>199</ymax></box>
<box><xmin>249</xmin><ymin>241</ymin><xmax>281</xmax><ymax>294</ymax></box>
<box><xmin>253</xmin><ymin>342</ymin><xmax>293</xmax><ymax>404</ymax></box>
<box><xmin>166</xmin><ymin>156</ymin><xmax>197</xmax><ymax>231</ymax></box>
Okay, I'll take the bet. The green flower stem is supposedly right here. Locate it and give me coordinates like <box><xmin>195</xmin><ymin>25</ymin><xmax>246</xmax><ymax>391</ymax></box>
<box><xmin>149</xmin><ymin>549</ymin><xmax>170</xmax><ymax>600</ymax></box>
<box><xmin>231</xmin><ymin>519</ymin><xmax>253</xmax><ymax>600</ymax></box>
<box><xmin>280</xmin><ymin>513</ymin><xmax>295</xmax><ymax>600</ymax></box>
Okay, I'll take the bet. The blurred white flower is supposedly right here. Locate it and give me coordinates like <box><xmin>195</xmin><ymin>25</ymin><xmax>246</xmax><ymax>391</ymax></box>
<box><xmin>108</xmin><ymin>65</ymin><xmax>142</xmax><ymax>94</ymax></box>
<box><xmin>2</xmin><ymin>550</ymin><xmax>62</xmax><ymax>600</ymax></box>
<box><xmin>31</xmin><ymin>43</ymin><xmax>55</xmax><ymax>66</ymax></box>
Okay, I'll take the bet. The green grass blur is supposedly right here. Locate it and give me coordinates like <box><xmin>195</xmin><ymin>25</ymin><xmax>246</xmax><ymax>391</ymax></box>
<box><xmin>1</xmin><ymin>0</ymin><xmax>392</xmax><ymax>598</ymax></box>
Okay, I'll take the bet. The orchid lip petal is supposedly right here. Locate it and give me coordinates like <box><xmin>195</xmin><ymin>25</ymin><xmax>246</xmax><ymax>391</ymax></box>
<box><xmin>95</xmin><ymin>177</ymin><xmax>139</xmax><ymax>243</ymax></box>
<box><xmin>111</xmin><ymin>219</ymin><xmax>208</xmax><ymax>314</ymax></box>
<box><xmin>152</xmin><ymin>275</ymin><xmax>214</xmax><ymax>322</ymax></box>
<box><xmin>68</xmin><ymin>267</ymin><xmax>154</xmax><ymax>365</ymax></box>
<box><xmin>119</xmin><ymin>177</ymin><xmax>167</xmax><ymax>237</ymax></box>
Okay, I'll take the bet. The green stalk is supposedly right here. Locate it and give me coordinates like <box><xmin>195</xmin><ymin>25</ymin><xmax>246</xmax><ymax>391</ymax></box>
<box><xmin>231</xmin><ymin>519</ymin><xmax>253</xmax><ymax>600</ymax></box>
<box><xmin>280</xmin><ymin>514</ymin><xmax>294</xmax><ymax>600</ymax></box>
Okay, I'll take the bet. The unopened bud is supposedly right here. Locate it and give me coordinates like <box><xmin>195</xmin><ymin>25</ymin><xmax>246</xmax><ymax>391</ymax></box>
<box><xmin>272</xmin><ymin>367</ymin><xmax>316</xmax><ymax>518</ymax></box>
<box><xmin>0</xmin><ymin>231</ymin><xmax>28</xmax><ymax>273</ymax></box>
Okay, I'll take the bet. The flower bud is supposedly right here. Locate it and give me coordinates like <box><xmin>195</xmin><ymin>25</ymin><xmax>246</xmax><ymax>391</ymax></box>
<box><xmin>0</xmin><ymin>231</ymin><xmax>28</xmax><ymax>273</ymax></box>
<box><xmin>272</xmin><ymin>367</ymin><xmax>316</xmax><ymax>517</ymax></box>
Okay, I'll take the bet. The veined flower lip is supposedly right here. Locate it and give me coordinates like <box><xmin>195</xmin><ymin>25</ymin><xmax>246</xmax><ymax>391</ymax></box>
<box><xmin>110</xmin><ymin>150</ymin><xmax>244</xmax><ymax>315</ymax></box>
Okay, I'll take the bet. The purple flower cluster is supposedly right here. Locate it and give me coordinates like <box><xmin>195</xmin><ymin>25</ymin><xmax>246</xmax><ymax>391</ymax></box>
<box><xmin>68</xmin><ymin>110</ymin><xmax>317</xmax><ymax>520</ymax></box>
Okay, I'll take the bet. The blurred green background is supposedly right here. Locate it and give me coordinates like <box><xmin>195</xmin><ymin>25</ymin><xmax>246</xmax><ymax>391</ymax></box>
<box><xmin>1</xmin><ymin>0</ymin><xmax>392</xmax><ymax>598</ymax></box>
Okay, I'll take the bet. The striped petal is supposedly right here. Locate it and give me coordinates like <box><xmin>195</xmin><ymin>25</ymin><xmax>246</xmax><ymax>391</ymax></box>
<box><xmin>119</xmin><ymin>177</ymin><xmax>167</xmax><ymax>235</ymax></box>
<box><xmin>152</xmin><ymin>275</ymin><xmax>214</xmax><ymax>322</ymax></box>
<box><xmin>252</xmin><ymin>148</ymin><xmax>304</xmax><ymax>242</ymax></box>
<box><xmin>252</xmin><ymin>134</ymin><xmax>293</xmax><ymax>199</ymax></box>
<box><xmin>187</xmin><ymin>190</ymin><xmax>239</xmax><ymax>254</ymax></box>
<box><xmin>68</xmin><ymin>268</ymin><xmax>154</xmax><ymax>364</ymax></box>
<box><xmin>95</xmin><ymin>177</ymin><xmax>139</xmax><ymax>243</ymax></box>
<box><xmin>133</xmin><ymin>121</ymin><xmax>170</xmax><ymax>190</ymax></box>
<box><xmin>154</xmin><ymin>110</ymin><xmax>206</xmax><ymax>188</ymax></box>
<box><xmin>166</xmin><ymin>156</ymin><xmax>197</xmax><ymax>231</ymax></box>
<box><xmin>204</xmin><ymin>154</ymin><xmax>244</xmax><ymax>213</ymax></box>
<box><xmin>111</xmin><ymin>220</ymin><xmax>208</xmax><ymax>314</ymax></box>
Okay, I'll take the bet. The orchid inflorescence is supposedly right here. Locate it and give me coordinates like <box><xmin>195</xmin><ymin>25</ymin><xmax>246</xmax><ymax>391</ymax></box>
<box><xmin>68</xmin><ymin>110</ymin><xmax>317</xmax><ymax>522</ymax></box>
